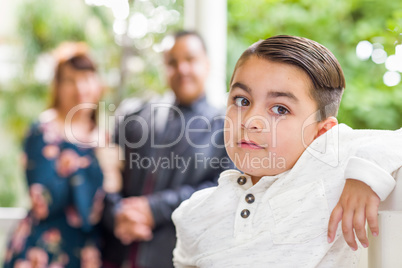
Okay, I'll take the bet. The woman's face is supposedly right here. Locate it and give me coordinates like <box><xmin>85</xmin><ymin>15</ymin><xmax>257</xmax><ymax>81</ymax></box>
<box><xmin>56</xmin><ymin>64</ymin><xmax>102</xmax><ymax>114</ymax></box>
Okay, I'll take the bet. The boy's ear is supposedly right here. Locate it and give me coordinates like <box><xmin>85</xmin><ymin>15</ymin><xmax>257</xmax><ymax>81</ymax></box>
<box><xmin>315</xmin><ymin>116</ymin><xmax>338</xmax><ymax>138</ymax></box>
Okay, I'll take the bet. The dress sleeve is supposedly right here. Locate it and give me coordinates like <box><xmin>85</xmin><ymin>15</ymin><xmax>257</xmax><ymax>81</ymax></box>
<box><xmin>62</xmin><ymin>143</ymin><xmax>104</xmax><ymax>233</ymax></box>
<box><xmin>24</xmin><ymin>123</ymin><xmax>70</xmax><ymax>219</ymax></box>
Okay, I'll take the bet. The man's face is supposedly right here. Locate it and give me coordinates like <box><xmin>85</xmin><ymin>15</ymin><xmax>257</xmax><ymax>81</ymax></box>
<box><xmin>164</xmin><ymin>35</ymin><xmax>209</xmax><ymax>106</ymax></box>
<box><xmin>224</xmin><ymin>56</ymin><xmax>321</xmax><ymax>180</ymax></box>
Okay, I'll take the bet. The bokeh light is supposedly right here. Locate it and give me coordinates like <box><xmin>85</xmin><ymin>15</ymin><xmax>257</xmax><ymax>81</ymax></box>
<box><xmin>371</xmin><ymin>48</ymin><xmax>387</xmax><ymax>64</ymax></box>
<box><xmin>357</xmin><ymin>39</ymin><xmax>402</xmax><ymax>86</ymax></box>
<box><xmin>356</xmin><ymin>40</ymin><xmax>373</xmax><ymax>60</ymax></box>
<box><xmin>385</xmin><ymin>54</ymin><xmax>402</xmax><ymax>72</ymax></box>
<box><xmin>126</xmin><ymin>56</ymin><xmax>145</xmax><ymax>73</ymax></box>
<box><xmin>128</xmin><ymin>12</ymin><xmax>148</xmax><ymax>39</ymax></box>
<box><xmin>383</xmin><ymin>71</ymin><xmax>401</xmax><ymax>87</ymax></box>
<box><xmin>134</xmin><ymin>35</ymin><xmax>154</xmax><ymax>50</ymax></box>
<box><xmin>113</xmin><ymin>19</ymin><xmax>127</xmax><ymax>35</ymax></box>
<box><xmin>152</xmin><ymin>35</ymin><xmax>174</xmax><ymax>53</ymax></box>
<box><xmin>33</xmin><ymin>53</ymin><xmax>54</xmax><ymax>83</ymax></box>
<box><xmin>85</xmin><ymin>0</ymin><xmax>130</xmax><ymax>20</ymax></box>
<box><xmin>395</xmin><ymin>44</ymin><xmax>402</xmax><ymax>56</ymax></box>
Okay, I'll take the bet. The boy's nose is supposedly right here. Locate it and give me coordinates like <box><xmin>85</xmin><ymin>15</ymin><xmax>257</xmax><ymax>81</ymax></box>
<box><xmin>242</xmin><ymin>115</ymin><xmax>269</xmax><ymax>132</ymax></box>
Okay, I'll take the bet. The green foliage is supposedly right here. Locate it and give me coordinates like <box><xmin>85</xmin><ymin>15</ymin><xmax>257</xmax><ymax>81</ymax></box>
<box><xmin>228</xmin><ymin>0</ymin><xmax>402</xmax><ymax>130</ymax></box>
<box><xmin>19</xmin><ymin>1</ymin><xmax>93</xmax><ymax>70</ymax></box>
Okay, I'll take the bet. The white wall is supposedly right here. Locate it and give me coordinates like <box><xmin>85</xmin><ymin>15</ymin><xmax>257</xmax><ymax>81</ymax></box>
<box><xmin>0</xmin><ymin>0</ymin><xmax>23</xmax><ymax>40</ymax></box>
<box><xmin>183</xmin><ymin>0</ymin><xmax>228</xmax><ymax>108</ymax></box>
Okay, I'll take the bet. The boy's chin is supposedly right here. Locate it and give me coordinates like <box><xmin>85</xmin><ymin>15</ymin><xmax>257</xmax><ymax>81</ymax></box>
<box><xmin>239</xmin><ymin>166</ymin><xmax>289</xmax><ymax>178</ymax></box>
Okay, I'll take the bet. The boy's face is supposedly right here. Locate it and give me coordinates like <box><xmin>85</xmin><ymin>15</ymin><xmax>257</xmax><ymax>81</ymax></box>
<box><xmin>224</xmin><ymin>56</ymin><xmax>321</xmax><ymax>180</ymax></box>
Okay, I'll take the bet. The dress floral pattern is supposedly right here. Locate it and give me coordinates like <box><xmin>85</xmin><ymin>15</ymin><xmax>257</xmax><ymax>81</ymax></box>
<box><xmin>4</xmin><ymin>121</ymin><xmax>104</xmax><ymax>268</ymax></box>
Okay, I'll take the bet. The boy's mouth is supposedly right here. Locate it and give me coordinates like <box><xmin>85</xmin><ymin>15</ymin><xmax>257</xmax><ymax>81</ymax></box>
<box><xmin>237</xmin><ymin>139</ymin><xmax>265</xmax><ymax>149</ymax></box>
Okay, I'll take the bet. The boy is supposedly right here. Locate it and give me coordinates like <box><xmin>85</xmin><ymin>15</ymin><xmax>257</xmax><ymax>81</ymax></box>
<box><xmin>172</xmin><ymin>35</ymin><xmax>402</xmax><ymax>267</ymax></box>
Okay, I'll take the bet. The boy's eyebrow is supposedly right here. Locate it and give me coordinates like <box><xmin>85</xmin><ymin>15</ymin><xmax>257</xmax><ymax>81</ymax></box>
<box><xmin>267</xmin><ymin>91</ymin><xmax>299</xmax><ymax>103</ymax></box>
<box><xmin>231</xmin><ymin>82</ymin><xmax>251</xmax><ymax>93</ymax></box>
<box><xmin>231</xmin><ymin>82</ymin><xmax>299</xmax><ymax>103</ymax></box>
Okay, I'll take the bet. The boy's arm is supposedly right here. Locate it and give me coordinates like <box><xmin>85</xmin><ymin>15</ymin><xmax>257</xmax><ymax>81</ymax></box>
<box><xmin>328</xmin><ymin>130</ymin><xmax>402</xmax><ymax>250</ymax></box>
<box><xmin>172</xmin><ymin>199</ymin><xmax>199</xmax><ymax>268</ymax></box>
<box><xmin>173</xmin><ymin>237</ymin><xmax>197</xmax><ymax>268</ymax></box>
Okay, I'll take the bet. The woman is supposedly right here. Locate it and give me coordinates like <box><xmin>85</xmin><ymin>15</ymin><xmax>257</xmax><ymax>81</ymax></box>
<box><xmin>4</xmin><ymin>42</ymin><xmax>105</xmax><ymax>268</ymax></box>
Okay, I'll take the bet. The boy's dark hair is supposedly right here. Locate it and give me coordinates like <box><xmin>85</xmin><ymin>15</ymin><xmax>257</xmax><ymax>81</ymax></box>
<box><xmin>231</xmin><ymin>35</ymin><xmax>345</xmax><ymax>120</ymax></box>
<box><xmin>174</xmin><ymin>30</ymin><xmax>207</xmax><ymax>53</ymax></box>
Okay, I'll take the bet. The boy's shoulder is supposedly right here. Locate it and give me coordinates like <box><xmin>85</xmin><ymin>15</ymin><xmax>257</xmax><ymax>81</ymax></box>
<box><xmin>303</xmin><ymin>123</ymin><xmax>398</xmax><ymax>166</ymax></box>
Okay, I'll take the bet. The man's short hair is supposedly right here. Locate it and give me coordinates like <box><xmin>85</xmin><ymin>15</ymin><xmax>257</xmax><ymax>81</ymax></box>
<box><xmin>173</xmin><ymin>30</ymin><xmax>207</xmax><ymax>53</ymax></box>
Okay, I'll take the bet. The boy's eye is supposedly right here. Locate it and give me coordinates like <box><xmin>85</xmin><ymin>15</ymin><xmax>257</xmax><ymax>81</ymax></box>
<box><xmin>234</xmin><ymin>97</ymin><xmax>250</xmax><ymax>107</ymax></box>
<box><xmin>271</xmin><ymin>105</ymin><xmax>290</xmax><ymax>115</ymax></box>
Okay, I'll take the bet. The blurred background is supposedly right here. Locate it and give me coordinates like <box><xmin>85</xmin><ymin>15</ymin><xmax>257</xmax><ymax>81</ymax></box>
<box><xmin>0</xmin><ymin>0</ymin><xmax>401</xmax><ymax>210</ymax></box>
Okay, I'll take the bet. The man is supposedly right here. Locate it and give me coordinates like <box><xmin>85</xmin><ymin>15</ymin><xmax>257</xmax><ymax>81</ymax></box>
<box><xmin>102</xmin><ymin>31</ymin><xmax>232</xmax><ymax>267</ymax></box>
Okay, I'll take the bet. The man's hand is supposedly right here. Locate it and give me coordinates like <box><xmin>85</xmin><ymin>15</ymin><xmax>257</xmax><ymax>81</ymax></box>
<box><xmin>114</xmin><ymin>197</ymin><xmax>155</xmax><ymax>244</ymax></box>
<box><xmin>328</xmin><ymin>179</ymin><xmax>380</xmax><ymax>250</ymax></box>
<box><xmin>122</xmin><ymin>197</ymin><xmax>155</xmax><ymax>228</ymax></box>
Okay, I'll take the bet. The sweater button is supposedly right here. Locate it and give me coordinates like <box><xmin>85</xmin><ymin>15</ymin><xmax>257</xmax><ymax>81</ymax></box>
<box><xmin>245</xmin><ymin>194</ymin><xmax>255</xmax><ymax>204</ymax></box>
<box><xmin>240</xmin><ymin>209</ymin><xmax>250</xmax><ymax>218</ymax></box>
<box><xmin>237</xmin><ymin>176</ymin><xmax>247</xmax><ymax>185</ymax></box>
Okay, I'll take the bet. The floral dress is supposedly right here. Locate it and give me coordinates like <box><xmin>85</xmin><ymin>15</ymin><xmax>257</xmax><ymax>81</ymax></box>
<box><xmin>4</xmin><ymin>120</ymin><xmax>104</xmax><ymax>268</ymax></box>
